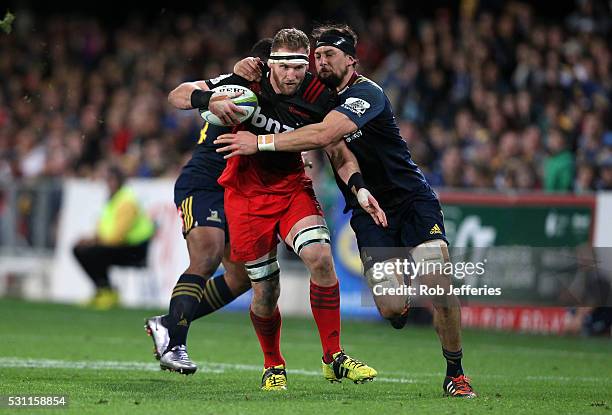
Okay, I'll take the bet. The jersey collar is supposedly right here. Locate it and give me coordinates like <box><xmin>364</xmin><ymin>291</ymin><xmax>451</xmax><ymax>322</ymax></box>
<box><xmin>338</xmin><ymin>72</ymin><xmax>359</xmax><ymax>95</ymax></box>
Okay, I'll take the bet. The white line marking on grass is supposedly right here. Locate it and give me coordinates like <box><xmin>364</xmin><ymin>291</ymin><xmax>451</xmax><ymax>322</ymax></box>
<box><xmin>0</xmin><ymin>358</ymin><xmax>159</xmax><ymax>371</ymax></box>
<box><xmin>0</xmin><ymin>357</ymin><xmax>418</xmax><ymax>383</ymax></box>
<box><xmin>525</xmin><ymin>375</ymin><xmax>610</xmax><ymax>383</ymax></box>
<box><xmin>0</xmin><ymin>357</ymin><xmax>222</xmax><ymax>373</ymax></box>
<box><xmin>1</xmin><ymin>357</ymin><xmax>609</xmax><ymax>384</ymax></box>
<box><xmin>203</xmin><ymin>362</ymin><xmax>417</xmax><ymax>383</ymax></box>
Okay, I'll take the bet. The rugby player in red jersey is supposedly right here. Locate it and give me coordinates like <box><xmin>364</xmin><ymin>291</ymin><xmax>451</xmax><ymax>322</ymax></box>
<box><xmin>183</xmin><ymin>28</ymin><xmax>384</xmax><ymax>390</ymax></box>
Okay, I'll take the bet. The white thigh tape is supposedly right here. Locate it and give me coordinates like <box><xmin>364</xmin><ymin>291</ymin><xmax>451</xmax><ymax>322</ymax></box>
<box><xmin>292</xmin><ymin>225</ymin><xmax>331</xmax><ymax>256</ymax></box>
<box><xmin>410</xmin><ymin>239</ymin><xmax>448</xmax><ymax>277</ymax></box>
<box><xmin>245</xmin><ymin>257</ymin><xmax>280</xmax><ymax>282</ymax></box>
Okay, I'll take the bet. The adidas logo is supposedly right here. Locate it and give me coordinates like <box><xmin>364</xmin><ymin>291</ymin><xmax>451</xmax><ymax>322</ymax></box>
<box><xmin>178</xmin><ymin>318</ymin><xmax>188</xmax><ymax>327</ymax></box>
<box><xmin>430</xmin><ymin>224</ymin><xmax>442</xmax><ymax>235</ymax></box>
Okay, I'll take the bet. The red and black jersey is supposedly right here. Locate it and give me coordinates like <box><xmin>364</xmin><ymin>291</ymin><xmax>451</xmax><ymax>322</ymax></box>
<box><xmin>215</xmin><ymin>69</ymin><xmax>338</xmax><ymax>196</ymax></box>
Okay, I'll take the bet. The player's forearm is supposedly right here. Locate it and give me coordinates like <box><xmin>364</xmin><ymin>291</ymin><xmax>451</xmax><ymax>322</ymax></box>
<box><xmin>168</xmin><ymin>83</ymin><xmax>198</xmax><ymax>109</ymax></box>
<box><xmin>257</xmin><ymin>111</ymin><xmax>357</xmax><ymax>153</ymax></box>
<box><xmin>325</xmin><ymin>143</ymin><xmax>360</xmax><ymax>186</ymax></box>
<box><xmin>168</xmin><ymin>82</ymin><xmax>210</xmax><ymax>109</ymax></box>
<box><xmin>334</xmin><ymin>159</ymin><xmax>360</xmax><ymax>186</ymax></box>
<box><xmin>272</xmin><ymin>122</ymin><xmax>337</xmax><ymax>152</ymax></box>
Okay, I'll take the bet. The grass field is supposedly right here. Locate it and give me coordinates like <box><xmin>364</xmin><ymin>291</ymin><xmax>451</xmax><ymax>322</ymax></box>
<box><xmin>0</xmin><ymin>299</ymin><xmax>611</xmax><ymax>414</ymax></box>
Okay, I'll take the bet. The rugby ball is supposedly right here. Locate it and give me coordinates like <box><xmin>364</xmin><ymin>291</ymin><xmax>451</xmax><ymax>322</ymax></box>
<box><xmin>199</xmin><ymin>84</ymin><xmax>258</xmax><ymax>126</ymax></box>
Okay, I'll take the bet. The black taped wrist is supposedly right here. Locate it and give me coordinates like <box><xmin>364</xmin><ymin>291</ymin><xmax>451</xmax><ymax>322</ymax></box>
<box><xmin>348</xmin><ymin>172</ymin><xmax>366</xmax><ymax>192</ymax></box>
<box><xmin>190</xmin><ymin>89</ymin><xmax>214</xmax><ymax>109</ymax></box>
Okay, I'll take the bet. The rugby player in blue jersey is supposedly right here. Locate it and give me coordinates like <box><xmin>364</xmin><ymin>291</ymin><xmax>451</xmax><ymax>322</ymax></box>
<box><xmin>144</xmin><ymin>39</ymin><xmax>273</xmax><ymax>375</ymax></box>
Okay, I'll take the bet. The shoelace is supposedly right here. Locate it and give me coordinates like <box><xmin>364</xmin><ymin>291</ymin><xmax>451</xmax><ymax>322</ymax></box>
<box><xmin>452</xmin><ymin>375</ymin><xmax>473</xmax><ymax>394</ymax></box>
<box><xmin>268</xmin><ymin>374</ymin><xmax>284</xmax><ymax>387</ymax></box>
<box><xmin>341</xmin><ymin>355</ymin><xmax>365</xmax><ymax>370</ymax></box>
<box><xmin>266</xmin><ymin>369</ymin><xmax>285</xmax><ymax>387</ymax></box>
<box><xmin>173</xmin><ymin>346</ymin><xmax>191</xmax><ymax>363</ymax></box>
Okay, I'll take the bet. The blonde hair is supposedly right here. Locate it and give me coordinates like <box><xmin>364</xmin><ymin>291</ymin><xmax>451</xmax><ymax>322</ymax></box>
<box><xmin>272</xmin><ymin>28</ymin><xmax>310</xmax><ymax>53</ymax></box>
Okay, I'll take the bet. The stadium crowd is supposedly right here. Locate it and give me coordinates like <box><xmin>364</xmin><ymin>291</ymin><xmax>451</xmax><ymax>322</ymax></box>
<box><xmin>1</xmin><ymin>0</ymin><xmax>611</xmax><ymax>193</ymax></box>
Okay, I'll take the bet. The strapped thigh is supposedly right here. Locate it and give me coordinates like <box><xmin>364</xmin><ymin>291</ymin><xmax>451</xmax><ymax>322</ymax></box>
<box><xmin>245</xmin><ymin>255</ymin><xmax>280</xmax><ymax>282</ymax></box>
<box><xmin>292</xmin><ymin>225</ymin><xmax>331</xmax><ymax>256</ymax></box>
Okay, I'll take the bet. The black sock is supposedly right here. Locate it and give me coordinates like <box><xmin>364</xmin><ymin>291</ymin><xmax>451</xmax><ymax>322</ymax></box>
<box><xmin>442</xmin><ymin>348</ymin><xmax>464</xmax><ymax>377</ymax></box>
<box><xmin>163</xmin><ymin>273</ymin><xmax>206</xmax><ymax>350</ymax></box>
<box><xmin>191</xmin><ymin>274</ymin><xmax>240</xmax><ymax>320</ymax></box>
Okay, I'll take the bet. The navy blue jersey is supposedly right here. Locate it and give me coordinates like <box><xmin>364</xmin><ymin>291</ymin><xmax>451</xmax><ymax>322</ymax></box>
<box><xmin>175</xmin><ymin>122</ymin><xmax>232</xmax><ymax>191</ymax></box>
<box><xmin>333</xmin><ymin>73</ymin><xmax>429</xmax><ymax>210</ymax></box>
<box><xmin>175</xmin><ymin>74</ymin><xmax>246</xmax><ymax>192</ymax></box>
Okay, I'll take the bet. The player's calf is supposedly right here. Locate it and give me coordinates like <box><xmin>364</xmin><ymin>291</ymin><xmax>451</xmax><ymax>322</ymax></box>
<box><xmin>410</xmin><ymin>239</ymin><xmax>475</xmax><ymax>396</ymax></box>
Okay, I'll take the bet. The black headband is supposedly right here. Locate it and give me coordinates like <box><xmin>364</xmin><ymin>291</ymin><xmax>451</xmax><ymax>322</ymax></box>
<box><xmin>315</xmin><ymin>33</ymin><xmax>356</xmax><ymax>57</ymax></box>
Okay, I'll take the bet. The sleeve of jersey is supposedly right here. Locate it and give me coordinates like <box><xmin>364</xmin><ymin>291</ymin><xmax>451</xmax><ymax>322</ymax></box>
<box><xmin>334</xmin><ymin>83</ymin><xmax>385</xmax><ymax>129</ymax></box>
<box><xmin>204</xmin><ymin>73</ymin><xmax>250</xmax><ymax>89</ymax></box>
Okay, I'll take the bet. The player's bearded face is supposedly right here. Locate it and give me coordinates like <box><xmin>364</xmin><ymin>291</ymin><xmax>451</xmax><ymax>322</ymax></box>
<box><xmin>315</xmin><ymin>46</ymin><xmax>352</xmax><ymax>89</ymax></box>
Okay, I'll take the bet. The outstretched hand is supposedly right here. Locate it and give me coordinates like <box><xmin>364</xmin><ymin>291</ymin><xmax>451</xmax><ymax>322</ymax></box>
<box><xmin>357</xmin><ymin>188</ymin><xmax>388</xmax><ymax>227</ymax></box>
<box><xmin>214</xmin><ymin>131</ymin><xmax>259</xmax><ymax>159</ymax></box>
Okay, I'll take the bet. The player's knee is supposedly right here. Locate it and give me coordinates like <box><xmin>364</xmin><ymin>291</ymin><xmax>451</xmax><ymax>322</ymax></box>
<box><xmin>301</xmin><ymin>245</ymin><xmax>334</xmax><ymax>278</ymax></box>
<box><xmin>251</xmin><ymin>279</ymin><xmax>280</xmax><ymax>316</ymax></box>
<box><xmin>246</xmin><ymin>255</ymin><xmax>281</xmax><ymax>316</ymax></box>
<box><xmin>188</xmin><ymin>254</ymin><xmax>223</xmax><ymax>277</ymax></box>
<box><xmin>295</xmin><ymin>224</ymin><xmax>333</xmax><ymax>279</ymax></box>
<box><xmin>375</xmin><ymin>294</ymin><xmax>409</xmax><ymax>319</ymax></box>
<box><xmin>186</xmin><ymin>228</ymin><xmax>225</xmax><ymax>275</ymax></box>
<box><xmin>378</xmin><ymin>304</ymin><xmax>407</xmax><ymax>320</ymax></box>
<box><xmin>187</xmin><ymin>249</ymin><xmax>223</xmax><ymax>276</ymax></box>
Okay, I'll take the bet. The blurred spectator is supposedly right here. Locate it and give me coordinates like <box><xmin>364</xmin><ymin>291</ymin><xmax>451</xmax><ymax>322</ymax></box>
<box><xmin>464</xmin><ymin>162</ymin><xmax>494</xmax><ymax>189</ymax></box>
<box><xmin>597</xmin><ymin>156</ymin><xmax>612</xmax><ymax>190</ymax></box>
<box><xmin>0</xmin><ymin>1</ymin><xmax>610</xmax><ymax>194</ymax></box>
<box><xmin>575</xmin><ymin>161</ymin><xmax>596</xmax><ymax>193</ymax></box>
<box><xmin>440</xmin><ymin>146</ymin><xmax>464</xmax><ymax>188</ymax></box>
<box><xmin>544</xmin><ymin>129</ymin><xmax>575</xmax><ymax>191</ymax></box>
